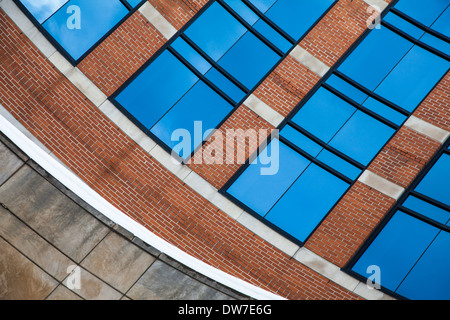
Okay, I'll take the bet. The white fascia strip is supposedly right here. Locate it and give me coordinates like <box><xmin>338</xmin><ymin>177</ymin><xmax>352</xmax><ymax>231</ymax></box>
<box><xmin>0</xmin><ymin>111</ymin><xmax>283</xmax><ymax>301</ymax></box>
<box><xmin>243</xmin><ymin>94</ymin><xmax>285</xmax><ymax>128</ymax></box>
<box><xmin>404</xmin><ymin>116</ymin><xmax>450</xmax><ymax>144</ymax></box>
<box><xmin>358</xmin><ymin>170</ymin><xmax>405</xmax><ymax>200</ymax></box>
<box><xmin>289</xmin><ymin>46</ymin><xmax>330</xmax><ymax>78</ymax></box>
<box><xmin>1</xmin><ymin>0</ymin><xmax>393</xmax><ymax>300</ymax></box>
<box><xmin>362</xmin><ymin>0</ymin><xmax>389</xmax><ymax>12</ymax></box>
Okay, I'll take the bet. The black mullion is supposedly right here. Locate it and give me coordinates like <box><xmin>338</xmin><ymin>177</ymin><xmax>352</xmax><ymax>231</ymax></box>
<box><xmin>398</xmin><ymin>206</ymin><xmax>450</xmax><ymax>233</ymax></box>
<box><xmin>323</xmin><ymin>84</ymin><xmax>400</xmax><ymax>130</ymax></box>
<box><xmin>333</xmin><ymin>71</ymin><xmax>410</xmax><ymax>116</ymax></box>
<box><xmin>390</xmin><ymin>8</ymin><xmax>450</xmax><ymax>43</ymax></box>
<box><xmin>217</xmin><ymin>0</ymin><xmax>284</xmax><ymax>57</ymax></box>
<box><xmin>119</xmin><ymin>0</ymin><xmax>133</xmax><ymax>11</ymax></box>
<box><xmin>279</xmin><ymin>136</ymin><xmax>354</xmax><ymax>185</ymax></box>
<box><xmin>409</xmin><ymin>191</ymin><xmax>450</xmax><ymax>213</ymax></box>
<box><xmin>179</xmin><ymin>34</ymin><xmax>250</xmax><ymax>94</ymax></box>
<box><xmin>382</xmin><ymin>21</ymin><xmax>450</xmax><ymax>61</ymax></box>
<box><xmin>167</xmin><ymin>47</ymin><xmax>237</xmax><ymax>107</ymax></box>
<box><xmin>240</xmin><ymin>0</ymin><xmax>296</xmax><ymax>44</ymax></box>
<box><xmin>287</xmin><ymin>121</ymin><xmax>366</xmax><ymax>170</ymax></box>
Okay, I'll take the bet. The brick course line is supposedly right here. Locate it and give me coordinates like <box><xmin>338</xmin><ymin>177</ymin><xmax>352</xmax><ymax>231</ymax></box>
<box><xmin>0</xmin><ymin>0</ymin><xmax>371</xmax><ymax>300</ymax></box>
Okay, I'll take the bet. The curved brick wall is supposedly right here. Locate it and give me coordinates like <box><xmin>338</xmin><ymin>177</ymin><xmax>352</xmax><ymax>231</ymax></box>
<box><xmin>0</xmin><ymin>0</ymin><xmax>448</xmax><ymax>300</ymax></box>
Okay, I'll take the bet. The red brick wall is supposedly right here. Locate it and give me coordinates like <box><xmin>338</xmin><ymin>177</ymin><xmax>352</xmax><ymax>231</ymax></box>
<box><xmin>148</xmin><ymin>0</ymin><xmax>208</xmax><ymax>30</ymax></box>
<box><xmin>188</xmin><ymin>105</ymin><xmax>274</xmax><ymax>189</ymax></box>
<box><xmin>2</xmin><ymin>0</ymin><xmax>448</xmax><ymax>300</ymax></box>
<box><xmin>253</xmin><ymin>55</ymin><xmax>320</xmax><ymax>117</ymax></box>
<box><xmin>78</xmin><ymin>10</ymin><xmax>166</xmax><ymax>97</ymax></box>
<box><xmin>305</xmin><ymin>181</ymin><xmax>396</xmax><ymax>267</ymax></box>
<box><xmin>413</xmin><ymin>72</ymin><xmax>450</xmax><ymax>132</ymax></box>
<box><xmin>0</xmin><ymin>8</ymin><xmax>361</xmax><ymax>300</ymax></box>
<box><xmin>367</xmin><ymin>127</ymin><xmax>442</xmax><ymax>189</ymax></box>
<box><xmin>300</xmin><ymin>0</ymin><xmax>383</xmax><ymax>67</ymax></box>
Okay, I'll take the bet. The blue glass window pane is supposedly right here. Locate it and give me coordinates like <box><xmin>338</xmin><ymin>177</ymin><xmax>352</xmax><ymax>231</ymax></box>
<box><xmin>394</xmin><ymin>0</ymin><xmax>449</xmax><ymax>27</ymax></box>
<box><xmin>20</xmin><ymin>0</ymin><xmax>68</xmax><ymax>23</ymax></box>
<box><xmin>352</xmin><ymin>211</ymin><xmax>440</xmax><ymax>292</ymax></box>
<box><xmin>43</xmin><ymin>0</ymin><xmax>128</xmax><ymax>60</ymax></box>
<box><xmin>171</xmin><ymin>38</ymin><xmax>212</xmax><ymax>75</ymax></box>
<box><xmin>115</xmin><ymin>50</ymin><xmax>199</xmax><ymax>129</ymax></box>
<box><xmin>292</xmin><ymin>88</ymin><xmax>355</xmax><ymax>143</ymax></box>
<box><xmin>415</xmin><ymin>154</ymin><xmax>450</xmax><ymax>206</ymax></box>
<box><xmin>316</xmin><ymin>149</ymin><xmax>362</xmax><ymax>180</ymax></box>
<box><xmin>227</xmin><ymin>141</ymin><xmax>310</xmax><ymax>215</ymax></box>
<box><xmin>374</xmin><ymin>45</ymin><xmax>450</xmax><ymax>112</ymax></box>
<box><xmin>205</xmin><ymin>68</ymin><xmax>246</xmax><ymax>103</ymax></box>
<box><xmin>264</xmin><ymin>0</ymin><xmax>334</xmax><ymax>40</ymax></box>
<box><xmin>325</xmin><ymin>75</ymin><xmax>368</xmax><ymax>105</ymax></box>
<box><xmin>403</xmin><ymin>196</ymin><xmax>450</xmax><ymax>225</ymax></box>
<box><xmin>384</xmin><ymin>12</ymin><xmax>425</xmax><ymax>39</ymax></box>
<box><xmin>224</xmin><ymin>0</ymin><xmax>259</xmax><ymax>25</ymax></box>
<box><xmin>265</xmin><ymin>163</ymin><xmax>349</xmax><ymax>243</ymax></box>
<box><xmin>185</xmin><ymin>2</ymin><xmax>247</xmax><ymax>61</ymax></box>
<box><xmin>329</xmin><ymin>111</ymin><xmax>395</xmax><ymax>166</ymax></box>
<box><xmin>420</xmin><ymin>34</ymin><xmax>450</xmax><ymax>56</ymax></box>
<box><xmin>280</xmin><ymin>126</ymin><xmax>323</xmax><ymax>157</ymax></box>
<box><xmin>362</xmin><ymin>98</ymin><xmax>407</xmax><ymax>126</ymax></box>
<box><xmin>249</xmin><ymin>0</ymin><xmax>277</xmax><ymax>13</ymax></box>
<box><xmin>430</xmin><ymin>6</ymin><xmax>450</xmax><ymax>37</ymax></box>
<box><xmin>150</xmin><ymin>81</ymin><xmax>233</xmax><ymax>158</ymax></box>
<box><xmin>253</xmin><ymin>20</ymin><xmax>292</xmax><ymax>53</ymax></box>
<box><xmin>217</xmin><ymin>32</ymin><xmax>279</xmax><ymax>89</ymax></box>
<box><xmin>126</xmin><ymin>0</ymin><xmax>142</xmax><ymax>8</ymax></box>
<box><xmin>396</xmin><ymin>231</ymin><xmax>450</xmax><ymax>300</ymax></box>
<box><xmin>338</xmin><ymin>28</ymin><xmax>413</xmax><ymax>91</ymax></box>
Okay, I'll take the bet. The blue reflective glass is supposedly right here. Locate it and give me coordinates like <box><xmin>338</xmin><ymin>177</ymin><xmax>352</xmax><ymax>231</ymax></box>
<box><xmin>292</xmin><ymin>88</ymin><xmax>355</xmax><ymax>143</ymax></box>
<box><xmin>205</xmin><ymin>68</ymin><xmax>246</xmax><ymax>103</ymax></box>
<box><xmin>338</xmin><ymin>28</ymin><xmax>413</xmax><ymax>91</ymax></box>
<box><xmin>420</xmin><ymin>33</ymin><xmax>450</xmax><ymax>56</ymax></box>
<box><xmin>249</xmin><ymin>0</ymin><xmax>277</xmax><ymax>13</ymax></box>
<box><xmin>126</xmin><ymin>0</ymin><xmax>142</xmax><ymax>8</ymax></box>
<box><xmin>265</xmin><ymin>163</ymin><xmax>349</xmax><ymax>243</ymax></box>
<box><xmin>43</xmin><ymin>0</ymin><xmax>128</xmax><ymax>60</ymax></box>
<box><xmin>362</xmin><ymin>98</ymin><xmax>407</xmax><ymax>126</ymax></box>
<box><xmin>396</xmin><ymin>231</ymin><xmax>450</xmax><ymax>300</ymax></box>
<box><xmin>185</xmin><ymin>2</ymin><xmax>247</xmax><ymax>61</ymax></box>
<box><xmin>115</xmin><ymin>50</ymin><xmax>199</xmax><ymax>129</ymax></box>
<box><xmin>429</xmin><ymin>6</ymin><xmax>450</xmax><ymax>37</ymax></box>
<box><xmin>329</xmin><ymin>111</ymin><xmax>395</xmax><ymax>166</ymax></box>
<box><xmin>316</xmin><ymin>149</ymin><xmax>362</xmax><ymax>180</ymax></box>
<box><xmin>395</xmin><ymin>0</ymin><xmax>449</xmax><ymax>27</ymax></box>
<box><xmin>352</xmin><ymin>211</ymin><xmax>440</xmax><ymax>292</ymax></box>
<box><xmin>374</xmin><ymin>45</ymin><xmax>450</xmax><ymax>112</ymax></box>
<box><xmin>150</xmin><ymin>81</ymin><xmax>233</xmax><ymax>158</ymax></box>
<box><xmin>217</xmin><ymin>31</ymin><xmax>279</xmax><ymax>89</ymax></box>
<box><xmin>171</xmin><ymin>38</ymin><xmax>212</xmax><ymax>75</ymax></box>
<box><xmin>264</xmin><ymin>0</ymin><xmax>334</xmax><ymax>40</ymax></box>
<box><xmin>253</xmin><ymin>20</ymin><xmax>292</xmax><ymax>52</ymax></box>
<box><xmin>325</xmin><ymin>75</ymin><xmax>368</xmax><ymax>105</ymax></box>
<box><xmin>227</xmin><ymin>140</ymin><xmax>310</xmax><ymax>215</ymax></box>
<box><xmin>415</xmin><ymin>153</ymin><xmax>450</xmax><ymax>206</ymax></box>
<box><xmin>20</xmin><ymin>0</ymin><xmax>68</xmax><ymax>23</ymax></box>
<box><xmin>224</xmin><ymin>0</ymin><xmax>259</xmax><ymax>25</ymax></box>
<box><xmin>383</xmin><ymin>12</ymin><xmax>425</xmax><ymax>39</ymax></box>
<box><xmin>403</xmin><ymin>196</ymin><xmax>450</xmax><ymax>225</ymax></box>
<box><xmin>280</xmin><ymin>126</ymin><xmax>323</xmax><ymax>157</ymax></box>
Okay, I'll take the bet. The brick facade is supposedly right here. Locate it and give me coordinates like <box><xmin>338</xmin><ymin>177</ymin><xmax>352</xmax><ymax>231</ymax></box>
<box><xmin>1</xmin><ymin>0</ymin><xmax>448</xmax><ymax>300</ymax></box>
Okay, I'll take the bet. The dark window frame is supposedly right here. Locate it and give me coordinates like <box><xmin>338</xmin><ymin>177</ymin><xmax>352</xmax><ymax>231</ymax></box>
<box><xmin>109</xmin><ymin>0</ymin><xmax>339</xmax><ymax>164</ymax></box>
<box><xmin>343</xmin><ymin>137</ymin><xmax>450</xmax><ymax>301</ymax></box>
<box><xmin>13</xmin><ymin>0</ymin><xmax>148</xmax><ymax>65</ymax></box>
<box><xmin>220</xmin><ymin>0</ymin><xmax>450</xmax><ymax>246</ymax></box>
